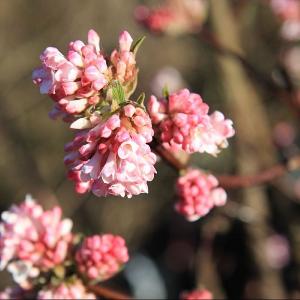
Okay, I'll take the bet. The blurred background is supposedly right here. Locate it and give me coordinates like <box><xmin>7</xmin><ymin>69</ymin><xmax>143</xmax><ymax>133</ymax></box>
<box><xmin>1</xmin><ymin>0</ymin><xmax>300</xmax><ymax>298</ymax></box>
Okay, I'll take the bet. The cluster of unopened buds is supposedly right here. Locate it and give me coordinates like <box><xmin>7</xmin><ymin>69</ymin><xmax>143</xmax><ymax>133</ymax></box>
<box><xmin>32</xmin><ymin>29</ymin><xmax>235</xmax><ymax>222</ymax></box>
<box><xmin>135</xmin><ymin>0</ymin><xmax>208</xmax><ymax>35</ymax></box>
<box><xmin>0</xmin><ymin>195</ymin><xmax>129</xmax><ymax>299</ymax></box>
<box><xmin>269</xmin><ymin>0</ymin><xmax>300</xmax><ymax>40</ymax></box>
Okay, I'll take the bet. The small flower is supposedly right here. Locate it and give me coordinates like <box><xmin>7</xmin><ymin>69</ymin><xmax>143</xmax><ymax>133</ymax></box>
<box><xmin>0</xmin><ymin>195</ymin><xmax>73</xmax><ymax>287</ymax></box>
<box><xmin>148</xmin><ymin>89</ymin><xmax>235</xmax><ymax>155</ymax></box>
<box><xmin>65</xmin><ymin>104</ymin><xmax>156</xmax><ymax>198</ymax></box>
<box><xmin>181</xmin><ymin>289</ymin><xmax>213</xmax><ymax>300</ymax></box>
<box><xmin>75</xmin><ymin>234</ymin><xmax>129</xmax><ymax>282</ymax></box>
<box><xmin>110</xmin><ymin>31</ymin><xmax>137</xmax><ymax>86</ymax></box>
<box><xmin>37</xmin><ymin>279</ymin><xmax>96</xmax><ymax>300</ymax></box>
<box><xmin>175</xmin><ymin>169</ymin><xmax>227</xmax><ymax>221</ymax></box>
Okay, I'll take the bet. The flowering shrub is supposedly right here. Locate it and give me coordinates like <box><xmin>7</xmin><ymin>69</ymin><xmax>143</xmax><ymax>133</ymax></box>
<box><xmin>0</xmin><ymin>196</ymin><xmax>129</xmax><ymax>299</ymax></box>
<box><xmin>26</xmin><ymin>26</ymin><xmax>236</xmax><ymax>298</ymax></box>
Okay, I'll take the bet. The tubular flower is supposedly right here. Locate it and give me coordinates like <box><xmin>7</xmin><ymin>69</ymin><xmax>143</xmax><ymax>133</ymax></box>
<box><xmin>0</xmin><ymin>195</ymin><xmax>73</xmax><ymax>287</ymax></box>
<box><xmin>111</xmin><ymin>31</ymin><xmax>137</xmax><ymax>86</ymax></box>
<box><xmin>175</xmin><ymin>169</ymin><xmax>227</xmax><ymax>221</ymax></box>
<box><xmin>32</xmin><ymin>29</ymin><xmax>108</xmax><ymax>117</ymax></box>
<box><xmin>65</xmin><ymin>104</ymin><xmax>156</xmax><ymax>198</ymax></box>
<box><xmin>33</xmin><ymin>30</ymin><xmax>139</xmax><ymax>120</ymax></box>
<box><xmin>75</xmin><ymin>234</ymin><xmax>129</xmax><ymax>281</ymax></box>
<box><xmin>148</xmin><ymin>89</ymin><xmax>235</xmax><ymax>155</ymax></box>
<box><xmin>38</xmin><ymin>279</ymin><xmax>96</xmax><ymax>300</ymax></box>
<box><xmin>181</xmin><ymin>289</ymin><xmax>213</xmax><ymax>300</ymax></box>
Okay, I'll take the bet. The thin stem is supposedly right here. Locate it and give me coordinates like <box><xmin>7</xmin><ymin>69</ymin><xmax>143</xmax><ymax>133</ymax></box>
<box><xmin>199</xmin><ymin>28</ymin><xmax>300</xmax><ymax>118</ymax></box>
<box><xmin>87</xmin><ymin>285</ymin><xmax>132</xmax><ymax>300</ymax></box>
<box><xmin>154</xmin><ymin>144</ymin><xmax>300</xmax><ymax>189</ymax></box>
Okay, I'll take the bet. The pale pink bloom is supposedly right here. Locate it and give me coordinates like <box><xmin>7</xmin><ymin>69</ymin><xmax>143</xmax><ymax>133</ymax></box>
<box><xmin>135</xmin><ymin>0</ymin><xmax>208</xmax><ymax>35</ymax></box>
<box><xmin>75</xmin><ymin>234</ymin><xmax>129</xmax><ymax>281</ymax></box>
<box><xmin>38</xmin><ymin>279</ymin><xmax>96</xmax><ymax>300</ymax></box>
<box><xmin>0</xmin><ymin>195</ymin><xmax>73</xmax><ymax>287</ymax></box>
<box><xmin>65</xmin><ymin>104</ymin><xmax>156</xmax><ymax>198</ymax></box>
<box><xmin>181</xmin><ymin>289</ymin><xmax>213</xmax><ymax>300</ymax></box>
<box><xmin>175</xmin><ymin>169</ymin><xmax>227</xmax><ymax>221</ymax></box>
<box><xmin>148</xmin><ymin>89</ymin><xmax>234</xmax><ymax>155</ymax></box>
<box><xmin>265</xmin><ymin>234</ymin><xmax>290</xmax><ymax>269</ymax></box>
<box><xmin>33</xmin><ymin>29</ymin><xmax>109</xmax><ymax>117</ymax></box>
<box><xmin>270</xmin><ymin>0</ymin><xmax>300</xmax><ymax>40</ymax></box>
<box><xmin>282</xmin><ymin>46</ymin><xmax>300</xmax><ymax>82</ymax></box>
<box><xmin>151</xmin><ymin>66</ymin><xmax>186</xmax><ymax>96</ymax></box>
<box><xmin>110</xmin><ymin>31</ymin><xmax>137</xmax><ymax>84</ymax></box>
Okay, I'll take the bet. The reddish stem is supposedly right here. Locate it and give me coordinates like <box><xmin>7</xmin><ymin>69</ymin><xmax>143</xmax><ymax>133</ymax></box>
<box><xmin>154</xmin><ymin>144</ymin><xmax>300</xmax><ymax>189</ymax></box>
<box><xmin>87</xmin><ymin>285</ymin><xmax>132</xmax><ymax>300</ymax></box>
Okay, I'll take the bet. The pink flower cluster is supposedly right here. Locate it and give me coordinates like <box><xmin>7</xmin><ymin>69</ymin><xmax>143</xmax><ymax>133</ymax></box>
<box><xmin>38</xmin><ymin>280</ymin><xmax>96</xmax><ymax>300</ymax></box>
<box><xmin>65</xmin><ymin>104</ymin><xmax>156</xmax><ymax>198</ymax></box>
<box><xmin>135</xmin><ymin>0</ymin><xmax>207</xmax><ymax>35</ymax></box>
<box><xmin>181</xmin><ymin>289</ymin><xmax>213</xmax><ymax>300</ymax></box>
<box><xmin>0</xmin><ymin>195</ymin><xmax>73</xmax><ymax>288</ymax></box>
<box><xmin>270</xmin><ymin>0</ymin><xmax>300</xmax><ymax>40</ymax></box>
<box><xmin>0</xmin><ymin>196</ymin><xmax>130</xmax><ymax>298</ymax></box>
<box><xmin>75</xmin><ymin>234</ymin><xmax>129</xmax><ymax>281</ymax></box>
<box><xmin>32</xmin><ymin>30</ymin><xmax>137</xmax><ymax>119</ymax></box>
<box><xmin>175</xmin><ymin>169</ymin><xmax>227</xmax><ymax>221</ymax></box>
<box><xmin>148</xmin><ymin>89</ymin><xmax>235</xmax><ymax>155</ymax></box>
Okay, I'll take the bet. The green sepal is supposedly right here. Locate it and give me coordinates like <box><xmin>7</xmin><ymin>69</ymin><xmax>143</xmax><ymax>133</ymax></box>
<box><xmin>137</xmin><ymin>92</ymin><xmax>146</xmax><ymax>106</ymax></box>
<box><xmin>131</xmin><ymin>36</ymin><xmax>146</xmax><ymax>56</ymax></box>
<box><xmin>162</xmin><ymin>85</ymin><xmax>170</xmax><ymax>98</ymax></box>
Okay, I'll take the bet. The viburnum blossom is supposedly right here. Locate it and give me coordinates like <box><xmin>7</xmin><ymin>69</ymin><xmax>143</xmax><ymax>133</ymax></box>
<box><xmin>135</xmin><ymin>0</ymin><xmax>207</xmax><ymax>35</ymax></box>
<box><xmin>175</xmin><ymin>169</ymin><xmax>227</xmax><ymax>221</ymax></box>
<box><xmin>0</xmin><ymin>195</ymin><xmax>73</xmax><ymax>288</ymax></box>
<box><xmin>37</xmin><ymin>279</ymin><xmax>96</xmax><ymax>300</ymax></box>
<box><xmin>270</xmin><ymin>0</ymin><xmax>300</xmax><ymax>40</ymax></box>
<box><xmin>32</xmin><ymin>29</ymin><xmax>138</xmax><ymax>120</ymax></box>
<box><xmin>111</xmin><ymin>31</ymin><xmax>137</xmax><ymax>86</ymax></box>
<box><xmin>75</xmin><ymin>234</ymin><xmax>129</xmax><ymax>281</ymax></box>
<box><xmin>65</xmin><ymin>104</ymin><xmax>156</xmax><ymax>198</ymax></box>
<box><xmin>181</xmin><ymin>289</ymin><xmax>213</xmax><ymax>300</ymax></box>
<box><xmin>148</xmin><ymin>89</ymin><xmax>235</xmax><ymax>155</ymax></box>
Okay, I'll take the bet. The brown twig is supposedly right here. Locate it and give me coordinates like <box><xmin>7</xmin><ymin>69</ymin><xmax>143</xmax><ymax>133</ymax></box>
<box><xmin>154</xmin><ymin>143</ymin><xmax>300</xmax><ymax>189</ymax></box>
<box><xmin>199</xmin><ymin>28</ymin><xmax>300</xmax><ymax>119</ymax></box>
<box><xmin>87</xmin><ymin>285</ymin><xmax>132</xmax><ymax>300</ymax></box>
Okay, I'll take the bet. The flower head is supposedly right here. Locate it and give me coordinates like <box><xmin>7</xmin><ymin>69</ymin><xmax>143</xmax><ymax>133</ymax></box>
<box><xmin>0</xmin><ymin>195</ymin><xmax>73</xmax><ymax>287</ymax></box>
<box><xmin>175</xmin><ymin>169</ymin><xmax>227</xmax><ymax>221</ymax></box>
<box><xmin>38</xmin><ymin>279</ymin><xmax>96</xmax><ymax>300</ymax></box>
<box><xmin>65</xmin><ymin>104</ymin><xmax>156</xmax><ymax>198</ymax></box>
<box><xmin>148</xmin><ymin>89</ymin><xmax>235</xmax><ymax>155</ymax></box>
<box><xmin>75</xmin><ymin>234</ymin><xmax>129</xmax><ymax>282</ymax></box>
